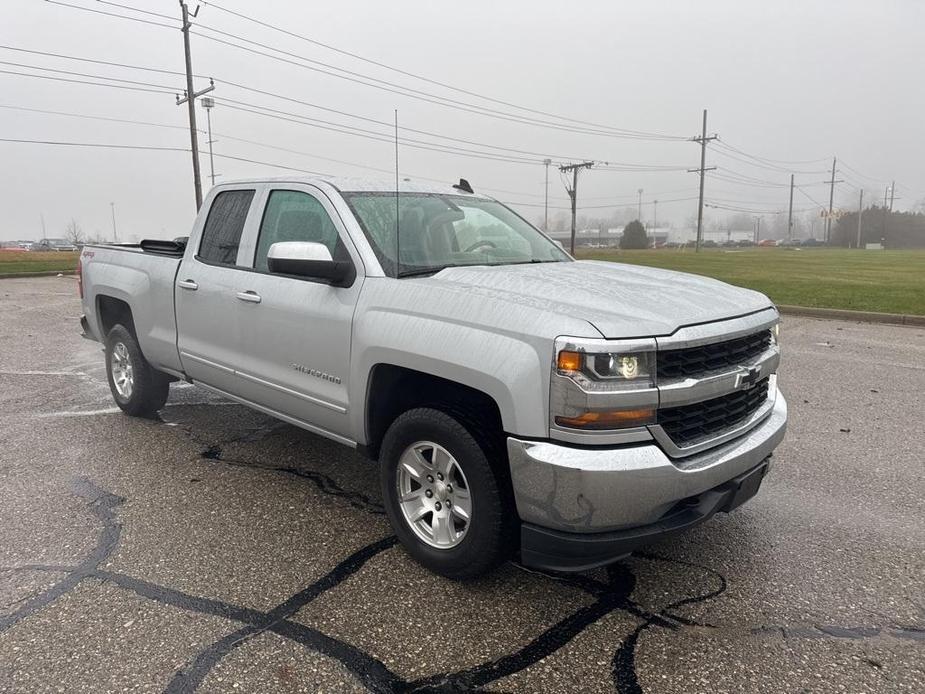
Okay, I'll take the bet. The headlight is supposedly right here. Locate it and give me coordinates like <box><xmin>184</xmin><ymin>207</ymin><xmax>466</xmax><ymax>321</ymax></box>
<box><xmin>556</xmin><ymin>349</ymin><xmax>656</xmax><ymax>390</ymax></box>
<box><xmin>551</xmin><ymin>337</ymin><xmax>658</xmax><ymax>432</ymax></box>
<box><xmin>771</xmin><ymin>322</ymin><xmax>780</xmax><ymax>346</ymax></box>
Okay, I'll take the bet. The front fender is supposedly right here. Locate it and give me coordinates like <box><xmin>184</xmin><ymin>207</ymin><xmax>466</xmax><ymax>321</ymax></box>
<box><xmin>350</xmin><ymin>308</ymin><xmax>551</xmax><ymax>442</ymax></box>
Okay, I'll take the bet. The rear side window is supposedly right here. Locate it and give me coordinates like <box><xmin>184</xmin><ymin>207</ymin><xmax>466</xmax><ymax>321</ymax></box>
<box><xmin>198</xmin><ymin>190</ymin><xmax>255</xmax><ymax>265</ymax></box>
<box><xmin>254</xmin><ymin>190</ymin><xmax>347</xmax><ymax>272</ymax></box>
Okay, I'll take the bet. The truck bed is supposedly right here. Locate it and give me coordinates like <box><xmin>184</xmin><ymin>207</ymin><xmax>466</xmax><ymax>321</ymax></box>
<box><xmin>80</xmin><ymin>242</ymin><xmax>185</xmax><ymax>376</ymax></box>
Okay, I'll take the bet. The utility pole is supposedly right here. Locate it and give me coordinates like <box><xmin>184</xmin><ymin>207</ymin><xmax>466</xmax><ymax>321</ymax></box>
<box><xmin>653</xmin><ymin>200</ymin><xmax>658</xmax><ymax>232</ymax></box>
<box><xmin>689</xmin><ymin>109</ymin><xmax>718</xmax><ymax>252</ymax></box>
<box><xmin>559</xmin><ymin>161</ymin><xmax>594</xmax><ymax>254</ymax></box>
<box><xmin>889</xmin><ymin>180</ymin><xmax>895</xmax><ymax>212</ymax></box>
<box><xmin>787</xmin><ymin>174</ymin><xmax>794</xmax><ymax>240</ymax></box>
<box><xmin>637</xmin><ymin>188</ymin><xmax>643</xmax><ymax>221</ymax></box>
<box><xmin>40</xmin><ymin>213</ymin><xmax>46</xmax><ymax>241</ymax></box>
<box><xmin>110</xmin><ymin>202</ymin><xmax>118</xmax><ymax>243</ymax></box>
<box><xmin>543</xmin><ymin>159</ymin><xmax>551</xmax><ymax>231</ymax></box>
<box><xmin>882</xmin><ymin>183</ymin><xmax>892</xmax><ymax>241</ymax></box>
<box><xmin>176</xmin><ymin>1</ymin><xmax>214</xmax><ymax>210</ymax></box>
<box><xmin>856</xmin><ymin>189</ymin><xmax>863</xmax><ymax>249</ymax></box>
<box><xmin>825</xmin><ymin>156</ymin><xmax>837</xmax><ymax>243</ymax></box>
<box><xmin>754</xmin><ymin>215</ymin><xmax>761</xmax><ymax>243</ymax></box>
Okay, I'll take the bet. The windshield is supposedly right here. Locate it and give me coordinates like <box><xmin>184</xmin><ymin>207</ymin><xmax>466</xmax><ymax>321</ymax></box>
<box><xmin>341</xmin><ymin>193</ymin><xmax>570</xmax><ymax>277</ymax></box>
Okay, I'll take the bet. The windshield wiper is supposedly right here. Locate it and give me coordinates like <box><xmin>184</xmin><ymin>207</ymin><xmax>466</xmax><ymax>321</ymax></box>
<box><xmin>397</xmin><ymin>259</ymin><xmax>562</xmax><ymax>278</ymax></box>
<box><xmin>396</xmin><ymin>264</ymin><xmax>456</xmax><ymax>278</ymax></box>
<box><xmin>507</xmin><ymin>259</ymin><xmax>564</xmax><ymax>265</ymax></box>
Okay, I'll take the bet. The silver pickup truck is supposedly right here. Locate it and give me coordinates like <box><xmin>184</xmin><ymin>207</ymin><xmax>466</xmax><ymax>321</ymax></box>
<box><xmin>78</xmin><ymin>176</ymin><xmax>787</xmax><ymax>578</ymax></box>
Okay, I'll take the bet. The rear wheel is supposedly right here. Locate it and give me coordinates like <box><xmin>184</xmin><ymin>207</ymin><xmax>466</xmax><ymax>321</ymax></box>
<box><xmin>105</xmin><ymin>324</ymin><xmax>170</xmax><ymax>417</ymax></box>
<box><xmin>380</xmin><ymin>407</ymin><xmax>513</xmax><ymax>579</ymax></box>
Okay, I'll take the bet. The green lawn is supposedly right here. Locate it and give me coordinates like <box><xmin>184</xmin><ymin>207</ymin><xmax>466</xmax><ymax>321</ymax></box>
<box><xmin>0</xmin><ymin>251</ymin><xmax>80</xmax><ymax>275</ymax></box>
<box><xmin>577</xmin><ymin>248</ymin><xmax>925</xmax><ymax>316</ymax></box>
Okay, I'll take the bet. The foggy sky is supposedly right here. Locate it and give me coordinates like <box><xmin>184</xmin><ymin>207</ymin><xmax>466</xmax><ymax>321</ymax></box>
<box><xmin>2</xmin><ymin>0</ymin><xmax>922</xmax><ymax>242</ymax></box>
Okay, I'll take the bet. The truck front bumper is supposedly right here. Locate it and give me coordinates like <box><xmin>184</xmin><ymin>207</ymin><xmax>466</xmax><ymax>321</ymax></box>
<box><xmin>508</xmin><ymin>392</ymin><xmax>787</xmax><ymax>572</ymax></box>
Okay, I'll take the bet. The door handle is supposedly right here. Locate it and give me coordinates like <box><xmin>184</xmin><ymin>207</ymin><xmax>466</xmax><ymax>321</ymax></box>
<box><xmin>178</xmin><ymin>279</ymin><xmax>198</xmax><ymax>290</ymax></box>
<box><xmin>236</xmin><ymin>290</ymin><xmax>262</xmax><ymax>304</ymax></box>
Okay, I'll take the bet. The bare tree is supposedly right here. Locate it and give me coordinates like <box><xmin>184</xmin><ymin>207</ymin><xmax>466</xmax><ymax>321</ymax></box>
<box><xmin>64</xmin><ymin>218</ymin><xmax>85</xmax><ymax>246</ymax></box>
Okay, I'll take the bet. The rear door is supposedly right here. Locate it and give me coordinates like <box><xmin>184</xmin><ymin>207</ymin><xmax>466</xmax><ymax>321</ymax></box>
<box><xmin>230</xmin><ymin>184</ymin><xmax>363</xmax><ymax>442</ymax></box>
<box><xmin>175</xmin><ymin>186</ymin><xmax>262</xmax><ymax>393</ymax></box>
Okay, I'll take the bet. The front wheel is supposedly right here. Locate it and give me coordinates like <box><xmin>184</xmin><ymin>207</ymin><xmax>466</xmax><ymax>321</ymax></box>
<box><xmin>105</xmin><ymin>324</ymin><xmax>170</xmax><ymax>417</ymax></box>
<box><xmin>379</xmin><ymin>408</ymin><xmax>514</xmax><ymax>579</ymax></box>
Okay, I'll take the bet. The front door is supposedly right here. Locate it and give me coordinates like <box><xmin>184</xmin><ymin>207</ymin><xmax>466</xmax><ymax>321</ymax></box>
<box><xmin>228</xmin><ymin>185</ymin><xmax>363</xmax><ymax>443</ymax></box>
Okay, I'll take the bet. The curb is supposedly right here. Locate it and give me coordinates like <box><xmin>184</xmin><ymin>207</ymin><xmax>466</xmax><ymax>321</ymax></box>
<box><xmin>0</xmin><ymin>271</ymin><xmax>77</xmax><ymax>279</ymax></box>
<box><xmin>778</xmin><ymin>304</ymin><xmax>925</xmax><ymax>327</ymax></box>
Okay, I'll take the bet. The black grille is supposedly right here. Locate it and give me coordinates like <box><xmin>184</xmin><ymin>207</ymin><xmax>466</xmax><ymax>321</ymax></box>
<box><xmin>658</xmin><ymin>377</ymin><xmax>770</xmax><ymax>447</ymax></box>
<box><xmin>658</xmin><ymin>329</ymin><xmax>772</xmax><ymax>380</ymax></box>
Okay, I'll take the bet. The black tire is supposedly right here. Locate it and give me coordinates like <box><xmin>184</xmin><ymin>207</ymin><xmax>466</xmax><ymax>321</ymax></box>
<box><xmin>104</xmin><ymin>324</ymin><xmax>170</xmax><ymax>417</ymax></box>
<box><xmin>379</xmin><ymin>407</ymin><xmax>514</xmax><ymax>579</ymax></box>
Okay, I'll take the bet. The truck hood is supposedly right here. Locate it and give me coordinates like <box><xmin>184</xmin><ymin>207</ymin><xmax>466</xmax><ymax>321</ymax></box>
<box><xmin>428</xmin><ymin>260</ymin><xmax>774</xmax><ymax>338</ymax></box>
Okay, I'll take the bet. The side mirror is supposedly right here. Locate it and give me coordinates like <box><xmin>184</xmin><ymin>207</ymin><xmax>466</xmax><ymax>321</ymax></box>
<box><xmin>267</xmin><ymin>242</ymin><xmax>354</xmax><ymax>286</ymax></box>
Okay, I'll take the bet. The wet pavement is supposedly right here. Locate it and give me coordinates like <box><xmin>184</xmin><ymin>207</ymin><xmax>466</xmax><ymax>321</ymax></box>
<box><xmin>0</xmin><ymin>276</ymin><xmax>923</xmax><ymax>693</ymax></box>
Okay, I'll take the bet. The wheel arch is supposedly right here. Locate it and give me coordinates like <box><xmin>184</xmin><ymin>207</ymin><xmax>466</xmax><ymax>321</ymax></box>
<box><xmin>96</xmin><ymin>294</ymin><xmax>137</xmax><ymax>339</ymax></box>
<box><xmin>363</xmin><ymin>364</ymin><xmax>506</xmax><ymax>461</ymax></box>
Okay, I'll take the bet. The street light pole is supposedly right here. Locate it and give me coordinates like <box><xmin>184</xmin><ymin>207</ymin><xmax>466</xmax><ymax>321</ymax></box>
<box><xmin>543</xmin><ymin>158</ymin><xmax>551</xmax><ymax>231</ymax></box>
<box><xmin>202</xmin><ymin>96</ymin><xmax>217</xmax><ymax>186</ymax></box>
<box><xmin>110</xmin><ymin>202</ymin><xmax>117</xmax><ymax>243</ymax></box>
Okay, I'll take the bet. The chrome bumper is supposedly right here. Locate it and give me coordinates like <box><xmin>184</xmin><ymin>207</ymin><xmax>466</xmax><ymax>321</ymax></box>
<box><xmin>507</xmin><ymin>392</ymin><xmax>787</xmax><ymax>534</ymax></box>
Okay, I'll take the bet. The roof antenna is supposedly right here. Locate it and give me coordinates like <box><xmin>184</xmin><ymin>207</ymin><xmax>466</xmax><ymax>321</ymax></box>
<box><xmin>453</xmin><ymin>178</ymin><xmax>474</xmax><ymax>194</ymax></box>
<box><xmin>394</xmin><ymin>109</ymin><xmax>400</xmax><ymax>277</ymax></box>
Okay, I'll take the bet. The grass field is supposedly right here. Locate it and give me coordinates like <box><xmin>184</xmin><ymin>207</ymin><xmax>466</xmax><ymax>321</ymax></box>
<box><xmin>0</xmin><ymin>251</ymin><xmax>80</xmax><ymax>275</ymax></box>
<box><xmin>578</xmin><ymin>248</ymin><xmax>925</xmax><ymax>316</ymax></box>
<box><xmin>2</xmin><ymin>247</ymin><xmax>922</xmax><ymax>316</ymax></box>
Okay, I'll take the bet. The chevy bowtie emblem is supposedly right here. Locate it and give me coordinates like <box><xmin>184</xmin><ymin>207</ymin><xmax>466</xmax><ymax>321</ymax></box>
<box><xmin>735</xmin><ymin>367</ymin><xmax>761</xmax><ymax>390</ymax></box>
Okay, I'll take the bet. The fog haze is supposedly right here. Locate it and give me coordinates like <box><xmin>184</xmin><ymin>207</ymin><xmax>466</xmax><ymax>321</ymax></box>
<box><xmin>1</xmin><ymin>0</ymin><xmax>922</xmax><ymax>242</ymax></box>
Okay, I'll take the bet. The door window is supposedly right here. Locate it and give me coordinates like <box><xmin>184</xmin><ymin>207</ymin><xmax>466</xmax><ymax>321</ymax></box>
<box><xmin>254</xmin><ymin>190</ymin><xmax>347</xmax><ymax>272</ymax></box>
<box><xmin>198</xmin><ymin>189</ymin><xmax>255</xmax><ymax>265</ymax></box>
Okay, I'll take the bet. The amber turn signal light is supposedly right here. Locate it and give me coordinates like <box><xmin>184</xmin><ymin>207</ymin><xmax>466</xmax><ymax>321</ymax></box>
<box><xmin>557</xmin><ymin>350</ymin><xmax>582</xmax><ymax>372</ymax></box>
<box><xmin>556</xmin><ymin>408</ymin><xmax>656</xmax><ymax>430</ymax></box>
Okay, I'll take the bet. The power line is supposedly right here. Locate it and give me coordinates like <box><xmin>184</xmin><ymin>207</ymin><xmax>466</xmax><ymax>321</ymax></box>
<box><xmin>0</xmin><ymin>58</ymin><xmax>179</xmax><ymax>91</ymax></box>
<box><xmin>714</xmin><ymin>139</ymin><xmax>830</xmax><ymax>167</ymax></box>
<box><xmin>711</xmin><ymin>144</ymin><xmax>828</xmax><ymax>176</ymax></box>
<box><xmin>0</xmin><ymin>103</ymin><xmax>196</xmax><ymax>131</ymax></box>
<box><xmin>505</xmin><ymin>195</ymin><xmax>698</xmax><ymax>210</ymax></box>
<box><xmin>50</xmin><ymin>1</ymin><xmax>686</xmax><ymax>141</ymax></box>
<box><xmin>45</xmin><ymin>0</ymin><xmax>178</xmax><ymax>30</ymax></box>
<box><xmin>0</xmin><ymin>44</ymin><xmax>192</xmax><ymax>78</ymax></box>
<box><xmin>0</xmin><ymin>100</ymin><xmax>691</xmax><ymax>201</ymax></box>
<box><xmin>0</xmin><ymin>137</ymin><xmax>188</xmax><ymax>152</ymax></box>
<box><xmin>0</xmin><ymin>47</ymin><xmax>688</xmax><ymax>167</ymax></box>
<box><xmin>213</xmin><ymin>97</ymin><xmax>557</xmax><ymax>165</ymax></box>
<box><xmin>95</xmin><ymin>0</ymin><xmax>177</xmax><ymax>22</ymax></box>
<box><xmin>211</xmin><ymin>151</ymin><xmax>326</xmax><ymax>175</ymax></box>
<box><xmin>194</xmin><ymin>26</ymin><xmax>683</xmax><ymax>142</ymax></box>
<box><xmin>199</xmin><ymin>0</ymin><xmax>685</xmax><ymax>141</ymax></box>
<box><xmin>0</xmin><ymin>67</ymin><xmax>175</xmax><ymax>95</ymax></box>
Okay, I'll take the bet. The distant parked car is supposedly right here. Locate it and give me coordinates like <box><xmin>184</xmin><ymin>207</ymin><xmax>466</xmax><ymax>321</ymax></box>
<box><xmin>738</xmin><ymin>240</ymin><xmax>756</xmax><ymax>247</ymax></box>
<box><xmin>758</xmin><ymin>239</ymin><xmax>777</xmax><ymax>247</ymax></box>
<box><xmin>703</xmin><ymin>240</ymin><xmax>718</xmax><ymax>248</ymax></box>
<box><xmin>33</xmin><ymin>238</ymin><xmax>78</xmax><ymax>252</ymax></box>
<box><xmin>17</xmin><ymin>241</ymin><xmax>35</xmax><ymax>250</ymax></box>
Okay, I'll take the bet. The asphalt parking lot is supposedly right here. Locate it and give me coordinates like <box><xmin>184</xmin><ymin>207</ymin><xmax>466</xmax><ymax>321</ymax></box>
<box><xmin>1</xmin><ymin>275</ymin><xmax>923</xmax><ymax>693</ymax></box>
